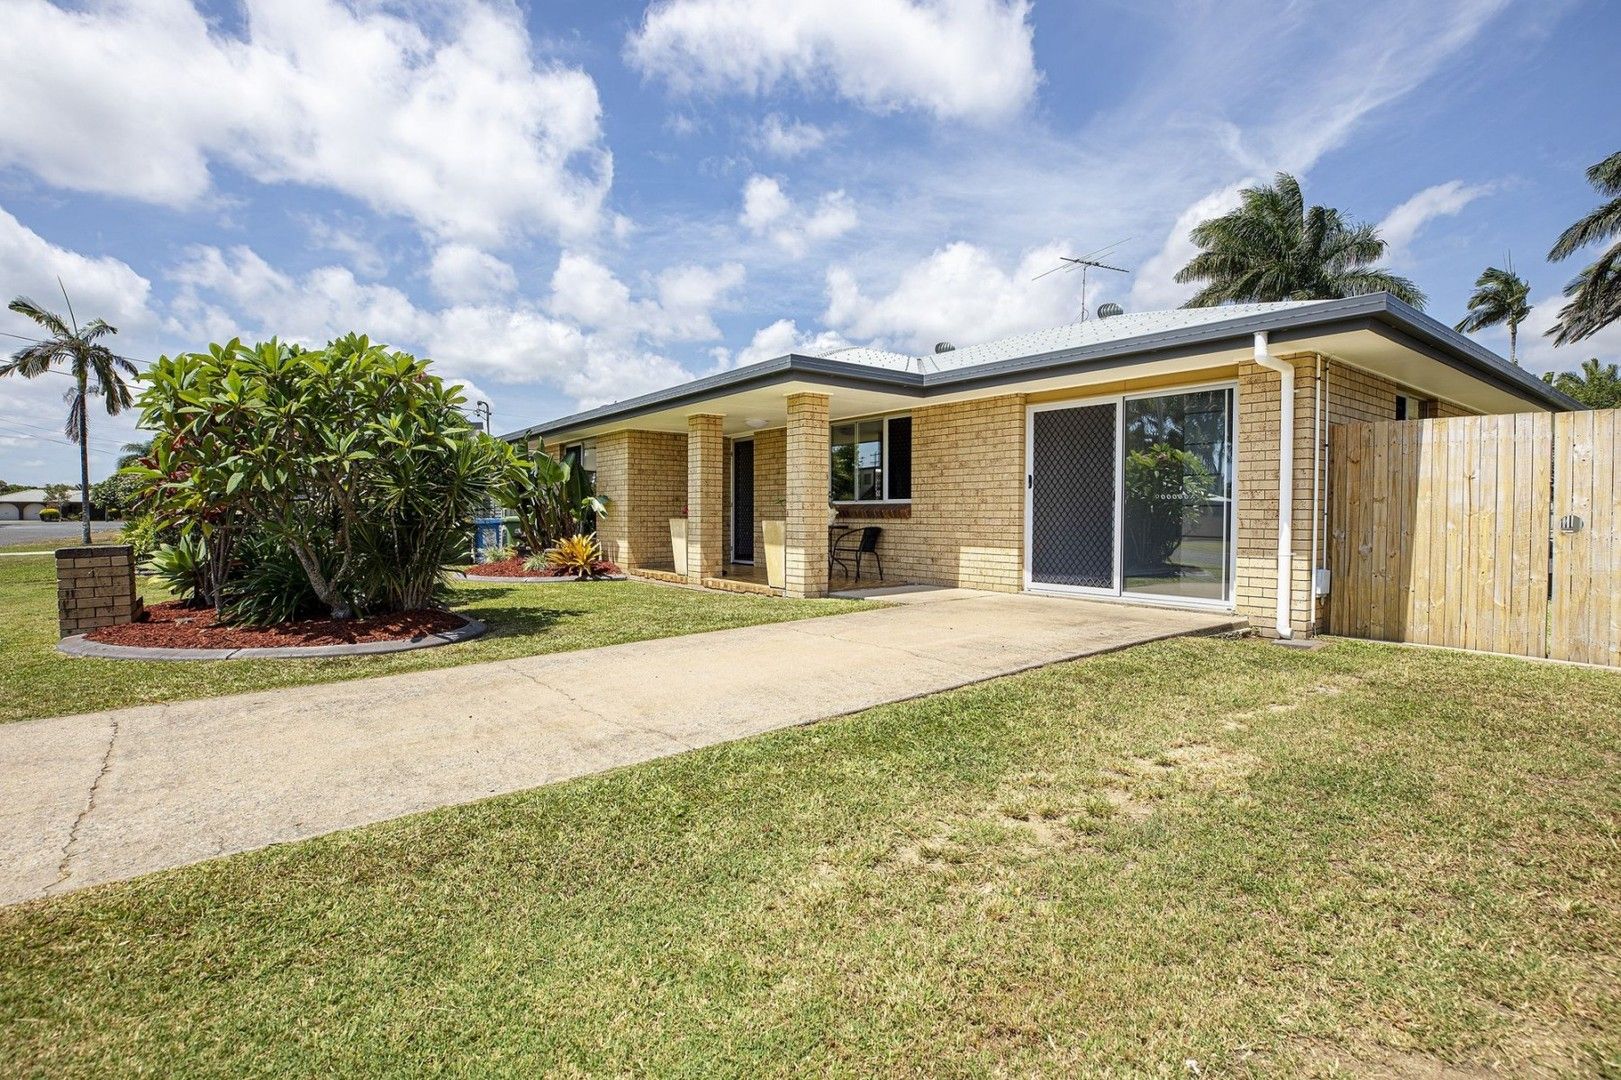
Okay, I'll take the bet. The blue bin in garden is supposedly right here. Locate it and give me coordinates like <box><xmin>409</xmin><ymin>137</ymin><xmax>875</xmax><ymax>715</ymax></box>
<box><xmin>471</xmin><ymin>517</ymin><xmax>507</xmax><ymax>563</ymax></box>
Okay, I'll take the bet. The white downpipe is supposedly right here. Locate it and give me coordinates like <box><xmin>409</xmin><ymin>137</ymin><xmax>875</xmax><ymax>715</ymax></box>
<box><xmin>1253</xmin><ymin>331</ymin><xmax>1294</xmax><ymax>639</ymax></box>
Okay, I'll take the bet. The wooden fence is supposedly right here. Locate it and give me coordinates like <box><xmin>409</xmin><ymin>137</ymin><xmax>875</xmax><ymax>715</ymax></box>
<box><xmin>1329</xmin><ymin>410</ymin><xmax>1619</xmax><ymax>667</ymax></box>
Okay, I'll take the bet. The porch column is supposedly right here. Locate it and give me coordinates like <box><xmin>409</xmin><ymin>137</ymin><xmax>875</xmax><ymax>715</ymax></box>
<box><xmin>784</xmin><ymin>392</ymin><xmax>830</xmax><ymax>598</ymax></box>
<box><xmin>686</xmin><ymin>413</ymin><xmax>726</xmax><ymax>583</ymax></box>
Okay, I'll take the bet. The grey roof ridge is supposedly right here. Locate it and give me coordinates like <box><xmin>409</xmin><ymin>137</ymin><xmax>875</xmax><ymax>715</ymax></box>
<box><xmin>505</xmin><ymin>294</ymin><xmax>1580</xmax><ymax>440</ymax></box>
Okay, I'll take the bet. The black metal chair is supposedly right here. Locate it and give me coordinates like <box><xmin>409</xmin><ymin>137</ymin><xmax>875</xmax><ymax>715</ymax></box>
<box><xmin>831</xmin><ymin>525</ymin><xmax>883</xmax><ymax>583</ymax></box>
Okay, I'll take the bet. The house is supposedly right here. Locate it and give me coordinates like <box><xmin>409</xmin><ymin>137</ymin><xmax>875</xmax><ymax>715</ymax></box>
<box><xmin>502</xmin><ymin>294</ymin><xmax>1579</xmax><ymax>638</ymax></box>
<box><xmin>0</xmin><ymin>488</ymin><xmax>86</xmax><ymax>521</ymax></box>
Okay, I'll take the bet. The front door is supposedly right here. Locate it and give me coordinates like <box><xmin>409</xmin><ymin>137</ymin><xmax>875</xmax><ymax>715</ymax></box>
<box><xmin>1027</xmin><ymin>402</ymin><xmax>1118</xmax><ymax>591</ymax></box>
<box><xmin>732</xmin><ymin>439</ymin><xmax>755</xmax><ymax>563</ymax></box>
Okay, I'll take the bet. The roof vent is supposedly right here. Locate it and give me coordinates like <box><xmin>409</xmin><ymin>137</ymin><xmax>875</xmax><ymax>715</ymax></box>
<box><xmin>934</xmin><ymin>341</ymin><xmax>955</xmax><ymax>353</ymax></box>
<box><xmin>1097</xmin><ymin>302</ymin><xmax>1124</xmax><ymax>319</ymax></box>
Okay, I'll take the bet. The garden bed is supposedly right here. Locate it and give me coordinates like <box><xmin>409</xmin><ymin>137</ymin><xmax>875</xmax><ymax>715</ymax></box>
<box><xmin>60</xmin><ymin>600</ymin><xmax>485</xmax><ymax>660</ymax></box>
<box><xmin>460</xmin><ymin>556</ymin><xmax>625</xmax><ymax>582</ymax></box>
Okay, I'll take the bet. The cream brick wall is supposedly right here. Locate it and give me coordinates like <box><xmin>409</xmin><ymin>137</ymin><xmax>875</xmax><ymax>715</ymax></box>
<box><xmin>831</xmin><ymin>394</ymin><xmax>1027</xmax><ymax>592</ymax></box>
<box><xmin>686</xmin><ymin>414</ymin><xmax>725</xmax><ymax>582</ymax></box>
<box><xmin>784</xmin><ymin>393</ymin><xmax>830</xmax><ymax>597</ymax></box>
<box><xmin>594</xmin><ymin>430</ymin><xmax>686</xmax><ymax>569</ymax></box>
<box><xmin>1236</xmin><ymin>355</ymin><xmax>1321</xmax><ymax>635</ymax></box>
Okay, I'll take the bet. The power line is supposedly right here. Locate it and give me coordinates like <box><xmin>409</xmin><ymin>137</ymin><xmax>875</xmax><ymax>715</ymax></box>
<box><xmin>0</xmin><ymin>427</ymin><xmax>122</xmax><ymax>457</ymax></box>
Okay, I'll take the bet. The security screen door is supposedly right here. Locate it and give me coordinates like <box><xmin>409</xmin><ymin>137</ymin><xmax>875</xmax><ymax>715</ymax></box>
<box><xmin>1028</xmin><ymin>387</ymin><xmax>1235</xmax><ymax>605</ymax></box>
<box><xmin>1029</xmin><ymin>403</ymin><xmax>1118</xmax><ymax>590</ymax></box>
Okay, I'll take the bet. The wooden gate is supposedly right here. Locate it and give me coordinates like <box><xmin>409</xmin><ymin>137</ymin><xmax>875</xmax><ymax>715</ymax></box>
<box><xmin>1329</xmin><ymin>410</ymin><xmax>1619</xmax><ymax>666</ymax></box>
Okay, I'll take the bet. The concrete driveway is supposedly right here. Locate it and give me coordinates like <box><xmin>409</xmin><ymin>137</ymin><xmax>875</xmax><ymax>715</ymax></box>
<box><xmin>0</xmin><ymin>589</ymin><xmax>1241</xmax><ymax>905</ymax></box>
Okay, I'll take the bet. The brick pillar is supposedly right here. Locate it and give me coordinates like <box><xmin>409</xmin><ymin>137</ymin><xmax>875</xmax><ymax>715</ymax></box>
<box><xmin>55</xmin><ymin>544</ymin><xmax>141</xmax><ymax>638</ymax></box>
<box><xmin>784</xmin><ymin>393</ymin><xmax>831</xmax><ymax>598</ymax></box>
<box><xmin>686</xmin><ymin>414</ymin><xmax>726</xmax><ymax>583</ymax></box>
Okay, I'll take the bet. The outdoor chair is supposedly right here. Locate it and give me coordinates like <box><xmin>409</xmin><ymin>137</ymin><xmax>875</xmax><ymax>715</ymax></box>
<box><xmin>831</xmin><ymin>525</ymin><xmax>883</xmax><ymax>583</ymax></box>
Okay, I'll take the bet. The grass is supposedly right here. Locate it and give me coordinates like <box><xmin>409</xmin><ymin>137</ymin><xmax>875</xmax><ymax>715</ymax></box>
<box><xmin>0</xmin><ymin>552</ymin><xmax>874</xmax><ymax>724</ymax></box>
<box><xmin>2</xmin><ymin>636</ymin><xmax>1617</xmax><ymax>1076</ymax></box>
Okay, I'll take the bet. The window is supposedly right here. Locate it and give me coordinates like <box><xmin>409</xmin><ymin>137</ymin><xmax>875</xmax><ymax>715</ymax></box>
<box><xmin>830</xmin><ymin>415</ymin><xmax>911</xmax><ymax>502</ymax></box>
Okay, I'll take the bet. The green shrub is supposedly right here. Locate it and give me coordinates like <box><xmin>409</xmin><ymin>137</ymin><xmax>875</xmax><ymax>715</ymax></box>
<box><xmin>220</xmin><ymin>534</ymin><xmax>321</xmax><ymax>627</ymax></box>
<box><xmin>500</xmin><ymin>453</ymin><xmax>607</xmax><ymax>556</ymax></box>
<box><xmin>133</xmin><ymin>334</ymin><xmax>513</xmax><ymax>620</ymax></box>
<box><xmin>120</xmin><ymin>514</ymin><xmax>166</xmax><ymax>560</ymax></box>
<box><xmin>38</xmin><ymin>508</ymin><xmax>59</xmax><ymax>521</ymax></box>
<box><xmin>146</xmin><ymin>536</ymin><xmax>210</xmax><ymax>604</ymax></box>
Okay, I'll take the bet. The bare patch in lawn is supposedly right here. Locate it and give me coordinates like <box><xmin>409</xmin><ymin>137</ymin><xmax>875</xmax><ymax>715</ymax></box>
<box><xmin>1289</xmin><ymin>1027</ymin><xmax>1586</xmax><ymax>1080</ymax></box>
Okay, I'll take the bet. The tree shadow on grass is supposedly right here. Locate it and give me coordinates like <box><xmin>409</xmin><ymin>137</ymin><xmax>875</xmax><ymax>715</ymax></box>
<box><xmin>447</xmin><ymin>586</ymin><xmax>585</xmax><ymax>640</ymax></box>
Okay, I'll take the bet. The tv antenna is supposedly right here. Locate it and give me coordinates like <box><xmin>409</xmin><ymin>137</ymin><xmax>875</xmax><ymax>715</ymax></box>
<box><xmin>1032</xmin><ymin>238</ymin><xmax>1131</xmax><ymax>321</ymax></box>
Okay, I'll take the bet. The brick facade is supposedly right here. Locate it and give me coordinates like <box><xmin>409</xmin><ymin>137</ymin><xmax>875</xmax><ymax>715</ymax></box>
<box><xmin>594</xmin><ymin>430</ymin><xmax>686</xmax><ymax>570</ymax></box>
<box><xmin>686</xmin><ymin>414</ymin><xmax>725</xmax><ymax>582</ymax></box>
<box><xmin>588</xmin><ymin>355</ymin><xmax>1487</xmax><ymax>633</ymax></box>
<box><xmin>56</xmin><ymin>545</ymin><xmax>141</xmax><ymax>638</ymax></box>
<box><xmin>784</xmin><ymin>393</ymin><xmax>830</xmax><ymax>598</ymax></box>
<box><xmin>830</xmin><ymin>394</ymin><xmax>1027</xmax><ymax>591</ymax></box>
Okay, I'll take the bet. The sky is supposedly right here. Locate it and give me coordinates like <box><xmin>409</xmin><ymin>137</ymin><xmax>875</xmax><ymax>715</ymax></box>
<box><xmin>0</xmin><ymin>0</ymin><xmax>1617</xmax><ymax>483</ymax></box>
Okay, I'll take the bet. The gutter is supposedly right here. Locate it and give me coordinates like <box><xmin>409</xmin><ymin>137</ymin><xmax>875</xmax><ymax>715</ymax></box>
<box><xmin>1252</xmin><ymin>331</ymin><xmax>1295</xmax><ymax>640</ymax></box>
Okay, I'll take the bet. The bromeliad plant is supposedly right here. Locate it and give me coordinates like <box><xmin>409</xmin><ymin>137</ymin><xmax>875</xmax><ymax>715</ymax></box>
<box><xmin>525</xmin><ymin>534</ymin><xmax>609</xmax><ymax>580</ymax></box>
<box><xmin>500</xmin><ymin>452</ymin><xmax>607</xmax><ymax>556</ymax></box>
<box><xmin>131</xmin><ymin>334</ymin><xmax>513</xmax><ymax>621</ymax></box>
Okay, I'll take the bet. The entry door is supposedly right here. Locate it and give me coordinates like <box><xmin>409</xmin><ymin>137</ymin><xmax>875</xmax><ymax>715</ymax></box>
<box><xmin>1027</xmin><ymin>403</ymin><xmax>1118</xmax><ymax>591</ymax></box>
<box><xmin>732</xmin><ymin>439</ymin><xmax>755</xmax><ymax>563</ymax></box>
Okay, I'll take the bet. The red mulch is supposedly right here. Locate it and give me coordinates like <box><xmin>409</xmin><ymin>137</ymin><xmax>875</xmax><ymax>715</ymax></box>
<box><xmin>463</xmin><ymin>557</ymin><xmax>622</xmax><ymax>578</ymax></box>
<box><xmin>84</xmin><ymin>600</ymin><xmax>467</xmax><ymax>649</ymax></box>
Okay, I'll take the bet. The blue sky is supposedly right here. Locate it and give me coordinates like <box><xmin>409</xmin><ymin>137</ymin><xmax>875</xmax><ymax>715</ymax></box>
<box><xmin>0</xmin><ymin>0</ymin><xmax>1617</xmax><ymax>483</ymax></box>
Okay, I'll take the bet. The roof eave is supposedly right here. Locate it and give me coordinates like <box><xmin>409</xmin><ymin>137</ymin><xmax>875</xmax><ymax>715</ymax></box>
<box><xmin>503</xmin><ymin>294</ymin><xmax>1579</xmax><ymax>441</ymax></box>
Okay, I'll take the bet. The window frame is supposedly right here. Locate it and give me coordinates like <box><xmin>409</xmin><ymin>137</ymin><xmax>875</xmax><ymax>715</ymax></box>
<box><xmin>829</xmin><ymin>412</ymin><xmax>913</xmax><ymax>505</ymax></box>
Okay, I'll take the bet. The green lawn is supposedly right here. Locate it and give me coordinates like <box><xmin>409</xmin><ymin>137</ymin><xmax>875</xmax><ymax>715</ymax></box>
<box><xmin>2</xmin><ymin>636</ymin><xmax>1616</xmax><ymax>1076</ymax></box>
<box><xmin>0</xmin><ymin>553</ymin><xmax>873</xmax><ymax>724</ymax></box>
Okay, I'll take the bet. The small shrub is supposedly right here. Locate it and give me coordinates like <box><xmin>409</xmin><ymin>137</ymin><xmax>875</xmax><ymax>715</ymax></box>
<box><xmin>120</xmin><ymin>514</ymin><xmax>163</xmax><ymax>560</ymax></box>
<box><xmin>146</xmin><ymin>536</ymin><xmax>210</xmax><ymax>603</ymax></box>
<box><xmin>221</xmin><ymin>535</ymin><xmax>322</xmax><ymax>626</ymax></box>
<box><xmin>38</xmin><ymin>508</ymin><xmax>60</xmax><ymax>521</ymax></box>
<box><xmin>535</xmin><ymin>534</ymin><xmax>603</xmax><ymax>580</ymax></box>
<box><xmin>482</xmin><ymin>543</ymin><xmax>517</xmax><ymax>565</ymax></box>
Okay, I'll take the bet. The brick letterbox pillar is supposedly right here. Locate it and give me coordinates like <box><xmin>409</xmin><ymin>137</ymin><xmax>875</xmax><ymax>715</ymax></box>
<box><xmin>56</xmin><ymin>545</ymin><xmax>142</xmax><ymax>638</ymax></box>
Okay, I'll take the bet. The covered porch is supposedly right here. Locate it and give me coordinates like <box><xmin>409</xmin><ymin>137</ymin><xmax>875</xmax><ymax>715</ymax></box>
<box><xmin>581</xmin><ymin>392</ymin><xmax>841</xmax><ymax>598</ymax></box>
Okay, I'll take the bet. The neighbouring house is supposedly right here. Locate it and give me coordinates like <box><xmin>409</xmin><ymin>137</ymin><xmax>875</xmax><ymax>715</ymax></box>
<box><xmin>0</xmin><ymin>488</ymin><xmax>87</xmax><ymax>521</ymax></box>
<box><xmin>502</xmin><ymin>295</ymin><xmax>1579</xmax><ymax>637</ymax></box>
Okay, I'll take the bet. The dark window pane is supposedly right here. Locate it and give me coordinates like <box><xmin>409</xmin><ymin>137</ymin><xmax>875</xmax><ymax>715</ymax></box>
<box><xmin>887</xmin><ymin>416</ymin><xmax>912</xmax><ymax>499</ymax></box>
<box><xmin>1121</xmin><ymin>389</ymin><xmax>1233</xmax><ymax>602</ymax></box>
<box><xmin>830</xmin><ymin>424</ymin><xmax>857</xmax><ymax>501</ymax></box>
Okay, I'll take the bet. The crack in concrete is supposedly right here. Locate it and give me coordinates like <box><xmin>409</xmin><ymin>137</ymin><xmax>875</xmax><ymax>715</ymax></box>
<box><xmin>48</xmin><ymin>716</ymin><xmax>119</xmax><ymax>893</ymax></box>
<box><xmin>505</xmin><ymin>661</ymin><xmax>699</xmax><ymax>753</ymax></box>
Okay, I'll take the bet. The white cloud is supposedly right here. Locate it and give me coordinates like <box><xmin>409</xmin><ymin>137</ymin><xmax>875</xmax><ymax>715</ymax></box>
<box><xmin>707</xmin><ymin>318</ymin><xmax>851</xmax><ymax>370</ymax></box>
<box><xmin>739</xmin><ymin>176</ymin><xmax>857</xmax><ymax>256</ymax></box>
<box><xmin>1379</xmin><ymin>180</ymin><xmax>1496</xmax><ymax>263</ymax></box>
<box><xmin>165</xmin><ymin>243</ymin><xmax>743</xmax><ymax>408</ymax></box>
<box><xmin>752</xmin><ymin>115</ymin><xmax>831</xmax><ymax>158</ymax></box>
<box><xmin>627</xmin><ymin>0</ymin><xmax>1039</xmax><ymax>121</ymax></box>
<box><xmin>823</xmin><ymin>241</ymin><xmax>1097</xmax><ymax>352</ymax></box>
<box><xmin>429</xmin><ymin>244</ymin><xmax>518</xmax><ymax>304</ymax></box>
<box><xmin>0</xmin><ymin>0</ymin><xmax>612</xmax><ymax>244</ymax></box>
<box><xmin>0</xmin><ymin>207</ymin><xmax>157</xmax><ymax>476</ymax></box>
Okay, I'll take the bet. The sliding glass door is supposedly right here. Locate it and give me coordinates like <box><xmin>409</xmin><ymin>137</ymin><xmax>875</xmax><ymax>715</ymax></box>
<box><xmin>1026</xmin><ymin>385</ymin><xmax>1235</xmax><ymax>607</ymax></box>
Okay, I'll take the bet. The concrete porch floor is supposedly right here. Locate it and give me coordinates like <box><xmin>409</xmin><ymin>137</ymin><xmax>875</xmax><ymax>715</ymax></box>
<box><xmin>1</xmin><ymin>590</ymin><xmax>1243</xmax><ymax>905</ymax></box>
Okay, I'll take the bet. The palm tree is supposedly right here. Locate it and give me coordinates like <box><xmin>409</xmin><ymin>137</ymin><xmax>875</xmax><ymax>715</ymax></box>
<box><xmin>1547</xmin><ymin>150</ymin><xmax>1621</xmax><ymax>345</ymax></box>
<box><xmin>1175</xmin><ymin>172</ymin><xmax>1426</xmax><ymax>309</ymax></box>
<box><xmin>117</xmin><ymin>438</ymin><xmax>153</xmax><ymax>469</ymax></box>
<box><xmin>1542</xmin><ymin>358</ymin><xmax>1621</xmax><ymax>410</ymax></box>
<box><xmin>1454</xmin><ymin>263</ymin><xmax>1531</xmax><ymax>364</ymax></box>
<box><xmin>0</xmin><ymin>285</ymin><xmax>138</xmax><ymax>543</ymax></box>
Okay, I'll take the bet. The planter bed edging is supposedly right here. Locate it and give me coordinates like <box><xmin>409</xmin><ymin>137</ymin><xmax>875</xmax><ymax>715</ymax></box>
<box><xmin>57</xmin><ymin>616</ymin><xmax>487</xmax><ymax>661</ymax></box>
<box><xmin>454</xmin><ymin>572</ymin><xmax>627</xmax><ymax>584</ymax></box>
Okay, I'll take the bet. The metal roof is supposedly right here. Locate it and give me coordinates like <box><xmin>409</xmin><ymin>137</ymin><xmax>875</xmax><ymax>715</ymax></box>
<box><xmin>813</xmin><ymin>302</ymin><xmax>1329</xmax><ymax>374</ymax></box>
<box><xmin>505</xmin><ymin>294</ymin><xmax>1581</xmax><ymax>440</ymax></box>
<box><xmin>0</xmin><ymin>488</ymin><xmax>86</xmax><ymax>503</ymax></box>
